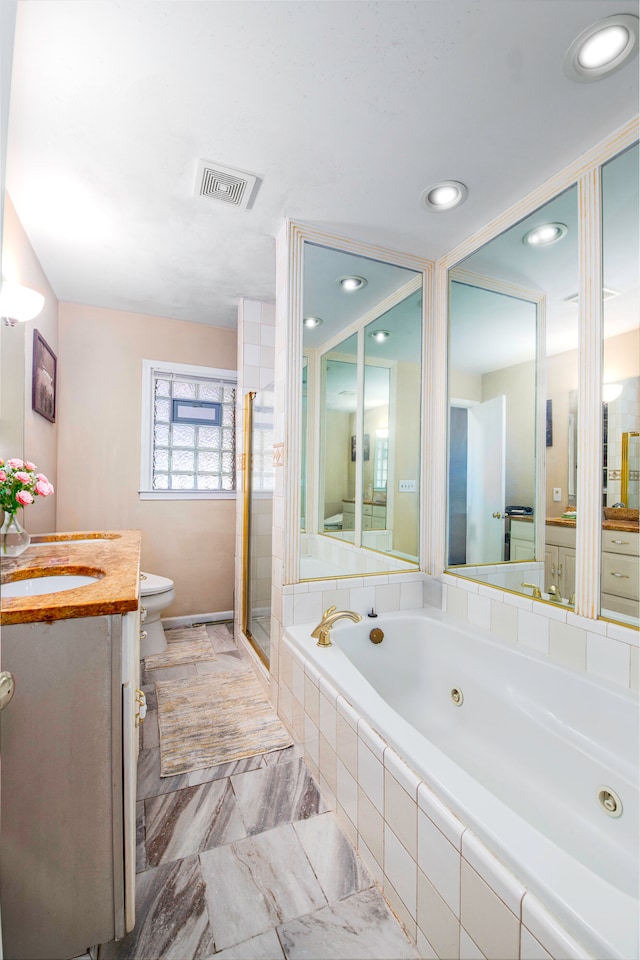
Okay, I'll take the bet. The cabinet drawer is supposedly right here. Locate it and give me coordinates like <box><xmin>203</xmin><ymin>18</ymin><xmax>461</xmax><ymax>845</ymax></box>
<box><xmin>362</xmin><ymin>503</ymin><xmax>373</xmax><ymax>516</ymax></box>
<box><xmin>601</xmin><ymin>592</ymin><xmax>639</xmax><ymax>619</ymax></box>
<box><xmin>601</xmin><ymin>531</ymin><xmax>639</xmax><ymax>557</ymax></box>
<box><xmin>372</xmin><ymin>505</ymin><xmax>386</xmax><ymax>520</ymax></box>
<box><xmin>342</xmin><ymin>501</ymin><xmax>355</xmax><ymax>516</ymax></box>
<box><xmin>545</xmin><ymin>525</ymin><xmax>576</xmax><ymax>549</ymax></box>
<box><xmin>601</xmin><ymin>552</ymin><xmax>639</xmax><ymax>601</ymax></box>
<box><xmin>371</xmin><ymin>517</ymin><xmax>386</xmax><ymax>530</ymax></box>
<box><xmin>511</xmin><ymin>520</ymin><xmax>534</xmax><ymax>542</ymax></box>
<box><xmin>363</xmin><ymin>514</ymin><xmax>372</xmax><ymax>529</ymax></box>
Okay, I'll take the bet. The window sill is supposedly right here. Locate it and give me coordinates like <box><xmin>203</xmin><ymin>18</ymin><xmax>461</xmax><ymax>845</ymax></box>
<box><xmin>138</xmin><ymin>490</ymin><xmax>237</xmax><ymax>501</ymax></box>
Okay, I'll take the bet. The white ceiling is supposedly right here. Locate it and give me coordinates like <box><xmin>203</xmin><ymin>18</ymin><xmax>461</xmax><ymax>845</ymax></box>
<box><xmin>5</xmin><ymin>0</ymin><xmax>640</xmax><ymax>329</ymax></box>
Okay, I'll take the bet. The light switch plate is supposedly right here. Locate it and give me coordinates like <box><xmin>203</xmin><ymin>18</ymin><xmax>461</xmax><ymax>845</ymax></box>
<box><xmin>399</xmin><ymin>480</ymin><xmax>417</xmax><ymax>492</ymax></box>
<box><xmin>553</xmin><ymin>487</ymin><xmax>562</xmax><ymax>502</ymax></box>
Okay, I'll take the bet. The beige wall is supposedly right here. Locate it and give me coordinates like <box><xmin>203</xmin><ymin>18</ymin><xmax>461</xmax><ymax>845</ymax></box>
<box><xmin>57</xmin><ymin>303</ymin><xmax>237</xmax><ymax>617</ymax></box>
<box><xmin>324</xmin><ymin>409</ymin><xmax>351</xmax><ymax>518</ymax></box>
<box><xmin>482</xmin><ymin>358</ymin><xmax>536</xmax><ymax>509</ymax></box>
<box><xmin>1</xmin><ymin>194</ymin><xmax>58</xmax><ymax>533</ymax></box>
<box><xmin>393</xmin><ymin>361</ymin><xmax>420</xmax><ymax>557</ymax></box>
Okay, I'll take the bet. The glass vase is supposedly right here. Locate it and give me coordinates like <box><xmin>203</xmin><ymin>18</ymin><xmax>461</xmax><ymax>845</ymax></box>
<box><xmin>0</xmin><ymin>512</ymin><xmax>31</xmax><ymax>557</ymax></box>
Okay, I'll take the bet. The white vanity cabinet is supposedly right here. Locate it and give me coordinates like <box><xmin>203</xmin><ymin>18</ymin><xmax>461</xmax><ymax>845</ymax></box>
<box><xmin>509</xmin><ymin>519</ymin><xmax>534</xmax><ymax>560</ymax></box>
<box><xmin>544</xmin><ymin>524</ymin><xmax>577</xmax><ymax>599</ymax></box>
<box><xmin>601</xmin><ymin>530</ymin><xmax>639</xmax><ymax>618</ymax></box>
<box><xmin>0</xmin><ymin>608</ymin><xmax>140</xmax><ymax>960</ymax></box>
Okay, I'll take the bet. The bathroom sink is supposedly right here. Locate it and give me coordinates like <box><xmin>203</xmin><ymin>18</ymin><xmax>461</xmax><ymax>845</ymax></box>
<box><xmin>2</xmin><ymin>575</ymin><xmax>100</xmax><ymax>598</ymax></box>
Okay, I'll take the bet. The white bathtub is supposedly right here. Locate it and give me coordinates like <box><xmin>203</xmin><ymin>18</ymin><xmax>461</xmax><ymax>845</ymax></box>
<box><xmin>283</xmin><ymin>608</ymin><xmax>639</xmax><ymax>959</ymax></box>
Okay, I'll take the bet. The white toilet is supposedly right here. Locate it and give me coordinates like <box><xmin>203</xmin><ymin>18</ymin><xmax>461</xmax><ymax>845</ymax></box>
<box><xmin>139</xmin><ymin>572</ymin><xmax>176</xmax><ymax>658</ymax></box>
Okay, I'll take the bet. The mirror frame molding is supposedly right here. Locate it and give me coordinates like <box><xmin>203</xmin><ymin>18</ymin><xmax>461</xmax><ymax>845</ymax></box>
<box><xmin>433</xmin><ymin>116</ymin><xmax>639</xmax><ymax>621</ymax></box>
<box><xmin>277</xmin><ymin>221</ymin><xmax>433</xmax><ymax>585</ymax></box>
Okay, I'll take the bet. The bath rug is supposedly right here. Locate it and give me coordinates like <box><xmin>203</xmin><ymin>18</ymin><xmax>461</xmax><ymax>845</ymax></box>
<box><xmin>155</xmin><ymin>669</ymin><xmax>292</xmax><ymax>777</ymax></box>
<box><xmin>144</xmin><ymin>628</ymin><xmax>217</xmax><ymax>670</ymax></box>
<box><xmin>164</xmin><ymin>624</ymin><xmax>210</xmax><ymax>644</ymax></box>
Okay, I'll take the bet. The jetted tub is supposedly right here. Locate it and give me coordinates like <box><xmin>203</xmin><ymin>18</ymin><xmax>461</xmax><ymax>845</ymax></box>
<box><xmin>284</xmin><ymin>608</ymin><xmax>639</xmax><ymax>959</ymax></box>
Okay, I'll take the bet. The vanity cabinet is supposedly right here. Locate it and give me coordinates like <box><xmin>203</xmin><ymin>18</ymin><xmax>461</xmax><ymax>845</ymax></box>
<box><xmin>601</xmin><ymin>530</ymin><xmax>639</xmax><ymax>618</ymax></box>
<box><xmin>510</xmin><ymin>519</ymin><xmax>534</xmax><ymax>560</ymax></box>
<box><xmin>544</xmin><ymin>524</ymin><xmax>577</xmax><ymax>599</ymax></box>
<box><xmin>342</xmin><ymin>499</ymin><xmax>386</xmax><ymax>531</ymax></box>
<box><xmin>0</xmin><ymin>608</ymin><xmax>140</xmax><ymax>960</ymax></box>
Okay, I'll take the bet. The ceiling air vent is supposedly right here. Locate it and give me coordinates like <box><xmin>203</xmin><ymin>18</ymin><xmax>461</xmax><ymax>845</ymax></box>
<box><xmin>194</xmin><ymin>159</ymin><xmax>259</xmax><ymax>210</ymax></box>
<box><xmin>565</xmin><ymin>288</ymin><xmax>619</xmax><ymax>304</ymax></box>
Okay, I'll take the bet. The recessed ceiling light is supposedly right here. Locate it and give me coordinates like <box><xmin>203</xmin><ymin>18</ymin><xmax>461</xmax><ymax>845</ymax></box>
<box><xmin>565</xmin><ymin>14</ymin><xmax>639</xmax><ymax>82</ymax></box>
<box><xmin>337</xmin><ymin>275</ymin><xmax>367</xmax><ymax>292</ymax></box>
<box><xmin>523</xmin><ymin>222</ymin><xmax>568</xmax><ymax>247</ymax></box>
<box><xmin>303</xmin><ymin>316</ymin><xmax>323</xmax><ymax>327</ymax></box>
<box><xmin>369</xmin><ymin>330</ymin><xmax>391</xmax><ymax>343</ymax></box>
<box><xmin>420</xmin><ymin>180</ymin><xmax>468</xmax><ymax>213</ymax></box>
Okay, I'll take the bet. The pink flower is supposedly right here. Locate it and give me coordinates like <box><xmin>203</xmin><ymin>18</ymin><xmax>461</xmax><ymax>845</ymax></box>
<box><xmin>14</xmin><ymin>471</ymin><xmax>32</xmax><ymax>484</ymax></box>
<box><xmin>35</xmin><ymin>480</ymin><xmax>52</xmax><ymax>497</ymax></box>
<box><xmin>24</xmin><ymin>461</ymin><xmax>37</xmax><ymax>471</ymax></box>
<box><xmin>8</xmin><ymin>458</ymin><xmax>24</xmax><ymax>469</ymax></box>
<box><xmin>36</xmin><ymin>473</ymin><xmax>48</xmax><ymax>482</ymax></box>
<box><xmin>0</xmin><ymin>471</ymin><xmax>5</xmax><ymax>482</ymax></box>
<box><xmin>16</xmin><ymin>490</ymin><xmax>34</xmax><ymax>506</ymax></box>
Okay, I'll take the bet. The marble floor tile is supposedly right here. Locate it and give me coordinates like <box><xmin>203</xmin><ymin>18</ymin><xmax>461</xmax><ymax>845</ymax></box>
<box><xmin>206</xmin><ymin>929</ymin><xmax>285</xmax><ymax>959</ymax></box>
<box><xmin>231</xmin><ymin>757</ymin><xmax>329</xmax><ymax>836</ymax></box>
<box><xmin>195</xmin><ymin>650</ymin><xmax>251</xmax><ymax>676</ymax></box>
<box><xmin>101</xmin><ymin>855</ymin><xmax>215</xmax><ymax>960</ymax></box>
<box><xmin>207</xmin><ymin>622</ymin><xmax>237</xmax><ymax>653</ymax></box>
<box><xmin>137</xmin><ymin>747</ymin><xmax>190</xmax><ymax>801</ymax></box>
<box><xmin>277</xmin><ymin>886</ymin><xmax>420</xmax><ymax>960</ymax></box>
<box><xmin>199</xmin><ymin>823</ymin><xmax>327</xmax><ymax>950</ymax></box>
<box><xmin>136</xmin><ymin>801</ymin><xmax>147</xmax><ymax>874</ymax></box>
<box><xmin>263</xmin><ymin>745</ymin><xmax>300</xmax><ymax>766</ymax></box>
<box><xmin>187</xmin><ymin>753</ymin><xmax>266</xmax><ymax>787</ymax></box>
<box><xmin>141</xmin><ymin>662</ymin><xmax>198</xmax><ymax>686</ymax></box>
<box><xmin>293</xmin><ymin>812</ymin><xmax>372</xmax><ymax>903</ymax></box>
<box><xmin>145</xmin><ymin>778</ymin><xmax>247</xmax><ymax>867</ymax></box>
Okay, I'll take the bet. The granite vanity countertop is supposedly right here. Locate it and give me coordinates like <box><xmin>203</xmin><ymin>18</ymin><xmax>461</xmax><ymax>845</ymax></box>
<box><xmin>0</xmin><ymin>530</ymin><xmax>142</xmax><ymax>625</ymax></box>
<box><xmin>546</xmin><ymin>517</ymin><xmax>639</xmax><ymax>533</ymax></box>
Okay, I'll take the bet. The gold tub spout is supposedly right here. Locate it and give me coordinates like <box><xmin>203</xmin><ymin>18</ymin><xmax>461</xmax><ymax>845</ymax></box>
<box><xmin>521</xmin><ymin>582</ymin><xmax>542</xmax><ymax>599</ymax></box>
<box><xmin>310</xmin><ymin>605</ymin><xmax>362</xmax><ymax>648</ymax></box>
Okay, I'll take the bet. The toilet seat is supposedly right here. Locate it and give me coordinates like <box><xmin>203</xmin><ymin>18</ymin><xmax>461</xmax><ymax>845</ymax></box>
<box><xmin>140</xmin><ymin>572</ymin><xmax>174</xmax><ymax>597</ymax></box>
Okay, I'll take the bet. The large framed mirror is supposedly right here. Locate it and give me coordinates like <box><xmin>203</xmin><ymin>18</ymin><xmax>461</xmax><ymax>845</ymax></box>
<box><xmin>300</xmin><ymin>240</ymin><xmax>425</xmax><ymax>580</ymax></box>
<box><xmin>600</xmin><ymin>141</ymin><xmax>639</xmax><ymax>626</ymax></box>
<box><xmin>447</xmin><ymin>184</ymin><xmax>579</xmax><ymax>605</ymax></box>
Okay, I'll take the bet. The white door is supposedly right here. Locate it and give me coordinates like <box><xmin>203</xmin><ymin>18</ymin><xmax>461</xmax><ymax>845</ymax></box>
<box><xmin>466</xmin><ymin>395</ymin><xmax>506</xmax><ymax>564</ymax></box>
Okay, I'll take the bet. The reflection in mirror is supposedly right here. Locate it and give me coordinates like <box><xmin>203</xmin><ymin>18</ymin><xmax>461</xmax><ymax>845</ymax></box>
<box><xmin>600</xmin><ymin>141</ymin><xmax>639</xmax><ymax>626</ymax></box>
<box><xmin>321</xmin><ymin>334</ymin><xmax>357</xmax><ymax>540</ymax></box>
<box><xmin>300</xmin><ymin>241</ymin><xmax>422</xmax><ymax>580</ymax></box>
<box><xmin>447</xmin><ymin>184</ymin><xmax>579</xmax><ymax>604</ymax></box>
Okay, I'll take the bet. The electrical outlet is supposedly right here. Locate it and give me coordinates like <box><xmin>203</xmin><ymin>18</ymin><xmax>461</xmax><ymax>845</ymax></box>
<box><xmin>399</xmin><ymin>480</ymin><xmax>416</xmax><ymax>492</ymax></box>
<box><xmin>553</xmin><ymin>487</ymin><xmax>562</xmax><ymax>502</ymax></box>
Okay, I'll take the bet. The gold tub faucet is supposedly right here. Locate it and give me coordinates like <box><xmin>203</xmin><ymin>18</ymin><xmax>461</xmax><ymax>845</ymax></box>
<box><xmin>521</xmin><ymin>582</ymin><xmax>542</xmax><ymax>599</ymax></box>
<box><xmin>311</xmin><ymin>605</ymin><xmax>362</xmax><ymax>647</ymax></box>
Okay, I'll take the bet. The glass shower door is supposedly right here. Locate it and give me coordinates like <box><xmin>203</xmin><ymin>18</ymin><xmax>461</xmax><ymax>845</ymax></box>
<box><xmin>242</xmin><ymin>387</ymin><xmax>274</xmax><ymax>665</ymax></box>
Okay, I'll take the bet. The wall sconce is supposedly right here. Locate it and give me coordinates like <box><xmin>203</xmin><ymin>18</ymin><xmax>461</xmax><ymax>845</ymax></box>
<box><xmin>0</xmin><ymin>280</ymin><xmax>45</xmax><ymax>327</ymax></box>
<box><xmin>603</xmin><ymin>382</ymin><xmax>623</xmax><ymax>403</ymax></box>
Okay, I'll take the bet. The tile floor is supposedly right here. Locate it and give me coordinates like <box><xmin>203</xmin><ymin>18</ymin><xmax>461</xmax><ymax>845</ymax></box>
<box><xmin>100</xmin><ymin>623</ymin><xmax>419</xmax><ymax>960</ymax></box>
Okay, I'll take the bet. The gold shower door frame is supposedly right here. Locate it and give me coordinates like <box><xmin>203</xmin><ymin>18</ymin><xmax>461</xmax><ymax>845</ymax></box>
<box><xmin>242</xmin><ymin>390</ymin><xmax>269</xmax><ymax>667</ymax></box>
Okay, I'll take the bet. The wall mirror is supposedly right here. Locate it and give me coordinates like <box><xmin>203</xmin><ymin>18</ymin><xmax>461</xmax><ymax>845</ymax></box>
<box><xmin>300</xmin><ymin>241</ymin><xmax>423</xmax><ymax>580</ymax></box>
<box><xmin>600</xmin><ymin>141</ymin><xmax>639</xmax><ymax>626</ymax></box>
<box><xmin>447</xmin><ymin>184</ymin><xmax>580</xmax><ymax>604</ymax></box>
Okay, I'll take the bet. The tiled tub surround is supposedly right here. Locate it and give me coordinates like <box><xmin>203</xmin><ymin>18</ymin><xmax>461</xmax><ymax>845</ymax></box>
<box><xmin>300</xmin><ymin>533</ymin><xmax>419</xmax><ymax>578</ymax></box>
<box><xmin>278</xmin><ymin>610</ymin><xmax>639</xmax><ymax>960</ymax></box>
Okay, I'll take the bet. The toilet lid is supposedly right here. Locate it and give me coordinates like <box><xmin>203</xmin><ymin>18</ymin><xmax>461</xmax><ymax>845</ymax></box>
<box><xmin>140</xmin><ymin>572</ymin><xmax>175</xmax><ymax>596</ymax></box>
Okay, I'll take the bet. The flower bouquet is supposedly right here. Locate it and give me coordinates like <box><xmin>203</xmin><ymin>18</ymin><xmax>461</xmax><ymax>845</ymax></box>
<box><xmin>0</xmin><ymin>458</ymin><xmax>54</xmax><ymax>556</ymax></box>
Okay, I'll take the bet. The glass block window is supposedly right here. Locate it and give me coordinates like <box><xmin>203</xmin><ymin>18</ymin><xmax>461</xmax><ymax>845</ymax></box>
<box><xmin>141</xmin><ymin>360</ymin><xmax>237</xmax><ymax>499</ymax></box>
<box><xmin>373</xmin><ymin>436</ymin><xmax>388</xmax><ymax>491</ymax></box>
